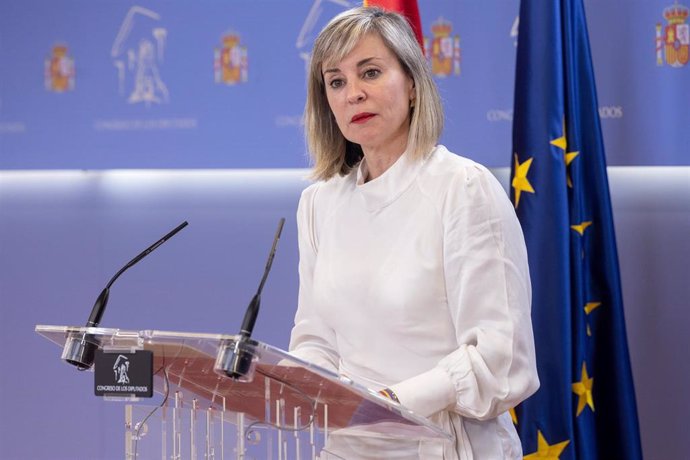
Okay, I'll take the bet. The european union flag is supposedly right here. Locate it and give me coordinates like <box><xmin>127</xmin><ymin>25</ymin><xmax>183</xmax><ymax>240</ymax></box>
<box><xmin>510</xmin><ymin>1</ymin><xmax>643</xmax><ymax>458</ymax></box>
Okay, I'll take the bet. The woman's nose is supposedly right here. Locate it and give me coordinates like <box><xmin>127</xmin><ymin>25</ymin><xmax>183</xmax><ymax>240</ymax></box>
<box><xmin>346</xmin><ymin>81</ymin><xmax>366</xmax><ymax>104</ymax></box>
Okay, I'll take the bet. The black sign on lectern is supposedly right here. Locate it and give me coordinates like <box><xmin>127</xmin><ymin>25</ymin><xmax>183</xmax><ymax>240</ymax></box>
<box><xmin>94</xmin><ymin>350</ymin><xmax>153</xmax><ymax>398</ymax></box>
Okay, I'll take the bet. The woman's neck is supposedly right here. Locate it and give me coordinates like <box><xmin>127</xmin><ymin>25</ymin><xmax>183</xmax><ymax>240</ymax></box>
<box><xmin>362</xmin><ymin>145</ymin><xmax>406</xmax><ymax>182</ymax></box>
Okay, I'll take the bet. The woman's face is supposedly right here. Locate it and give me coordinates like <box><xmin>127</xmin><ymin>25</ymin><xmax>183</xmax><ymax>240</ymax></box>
<box><xmin>322</xmin><ymin>33</ymin><xmax>415</xmax><ymax>157</ymax></box>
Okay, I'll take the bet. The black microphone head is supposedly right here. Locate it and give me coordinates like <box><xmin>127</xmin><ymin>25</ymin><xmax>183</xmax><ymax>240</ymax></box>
<box><xmin>239</xmin><ymin>294</ymin><xmax>261</xmax><ymax>337</ymax></box>
<box><xmin>86</xmin><ymin>288</ymin><xmax>110</xmax><ymax>328</ymax></box>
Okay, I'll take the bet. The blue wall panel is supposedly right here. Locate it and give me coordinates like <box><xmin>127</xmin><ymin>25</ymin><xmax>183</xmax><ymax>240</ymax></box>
<box><xmin>1</xmin><ymin>1</ymin><xmax>687</xmax><ymax>169</ymax></box>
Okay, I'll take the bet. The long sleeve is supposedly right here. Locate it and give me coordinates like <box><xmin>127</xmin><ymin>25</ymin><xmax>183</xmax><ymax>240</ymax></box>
<box><xmin>391</xmin><ymin>164</ymin><xmax>539</xmax><ymax>420</ymax></box>
<box><xmin>288</xmin><ymin>184</ymin><xmax>341</xmax><ymax>372</ymax></box>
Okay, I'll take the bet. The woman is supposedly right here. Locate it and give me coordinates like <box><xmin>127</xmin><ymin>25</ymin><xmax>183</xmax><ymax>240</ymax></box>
<box><xmin>289</xmin><ymin>7</ymin><xmax>539</xmax><ymax>459</ymax></box>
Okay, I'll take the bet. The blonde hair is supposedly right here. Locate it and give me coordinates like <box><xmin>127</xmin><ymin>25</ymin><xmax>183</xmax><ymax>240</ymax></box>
<box><xmin>305</xmin><ymin>7</ymin><xmax>443</xmax><ymax>181</ymax></box>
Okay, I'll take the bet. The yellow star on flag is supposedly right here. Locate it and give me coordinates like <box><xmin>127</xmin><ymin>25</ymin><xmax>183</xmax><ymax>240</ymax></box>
<box><xmin>512</xmin><ymin>154</ymin><xmax>535</xmax><ymax>208</ymax></box>
<box><xmin>570</xmin><ymin>221</ymin><xmax>592</xmax><ymax>235</ymax></box>
<box><xmin>565</xmin><ymin>151</ymin><xmax>579</xmax><ymax>165</ymax></box>
<box><xmin>523</xmin><ymin>430</ymin><xmax>570</xmax><ymax>459</ymax></box>
<box><xmin>564</xmin><ymin>151</ymin><xmax>580</xmax><ymax>187</ymax></box>
<box><xmin>572</xmin><ymin>362</ymin><xmax>595</xmax><ymax>416</ymax></box>
<box><xmin>584</xmin><ymin>302</ymin><xmax>601</xmax><ymax>314</ymax></box>
<box><xmin>550</xmin><ymin>120</ymin><xmax>579</xmax><ymax>188</ymax></box>
<box><xmin>509</xmin><ymin>407</ymin><xmax>518</xmax><ymax>424</ymax></box>
<box><xmin>550</xmin><ymin>130</ymin><xmax>567</xmax><ymax>151</ymax></box>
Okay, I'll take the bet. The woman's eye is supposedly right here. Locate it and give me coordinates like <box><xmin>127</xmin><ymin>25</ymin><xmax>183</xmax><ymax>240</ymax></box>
<box><xmin>363</xmin><ymin>69</ymin><xmax>380</xmax><ymax>79</ymax></box>
<box><xmin>329</xmin><ymin>79</ymin><xmax>344</xmax><ymax>89</ymax></box>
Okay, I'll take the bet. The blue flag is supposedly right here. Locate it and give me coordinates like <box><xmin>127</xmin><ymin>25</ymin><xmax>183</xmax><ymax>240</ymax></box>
<box><xmin>510</xmin><ymin>1</ymin><xmax>643</xmax><ymax>458</ymax></box>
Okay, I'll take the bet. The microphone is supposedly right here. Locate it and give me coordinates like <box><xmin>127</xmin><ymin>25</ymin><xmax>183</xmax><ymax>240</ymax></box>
<box><xmin>62</xmin><ymin>221</ymin><xmax>189</xmax><ymax>370</ymax></box>
<box><xmin>85</xmin><ymin>221</ymin><xmax>189</xmax><ymax>328</ymax></box>
<box><xmin>239</xmin><ymin>217</ymin><xmax>285</xmax><ymax>339</ymax></box>
<box><xmin>215</xmin><ymin>217</ymin><xmax>285</xmax><ymax>381</ymax></box>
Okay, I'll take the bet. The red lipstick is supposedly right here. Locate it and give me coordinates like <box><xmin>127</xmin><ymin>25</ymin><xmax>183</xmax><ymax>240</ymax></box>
<box><xmin>351</xmin><ymin>112</ymin><xmax>375</xmax><ymax>123</ymax></box>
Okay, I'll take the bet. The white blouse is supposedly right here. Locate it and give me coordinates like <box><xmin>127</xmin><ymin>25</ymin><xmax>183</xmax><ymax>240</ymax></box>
<box><xmin>289</xmin><ymin>146</ymin><xmax>539</xmax><ymax>459</ymax></box>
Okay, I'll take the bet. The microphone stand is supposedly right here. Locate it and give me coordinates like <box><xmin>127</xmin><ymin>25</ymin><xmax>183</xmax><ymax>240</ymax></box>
<box><xmin>62</xmin><ymin>222</ymin><xmax>188</xmax><ymax>370</ymax></box>
<box><xmin>215</xmin><ymin>218</ymin><xmax>285</xmax><ymax>381</ymax></box>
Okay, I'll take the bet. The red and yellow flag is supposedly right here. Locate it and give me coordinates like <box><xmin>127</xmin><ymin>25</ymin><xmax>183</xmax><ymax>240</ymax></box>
<box><xmin>364</xmin><ymin>0</ymin><xmax>424</xmax><ymax>51</ymax></box>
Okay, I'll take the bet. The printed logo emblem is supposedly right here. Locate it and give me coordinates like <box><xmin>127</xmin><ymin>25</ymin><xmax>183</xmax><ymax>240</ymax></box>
<box><xmin>214</xmin><ymin>32</ymin><xmax>248</xmax><ymax>85</ymax></box>
<box><xmin>511</xmin><ymin>16</ymin><xmax>519</xmax><ymax>47</ymax></box>
<box><xmin>296</xmin><ymin>0</ymin><xmax>354</xmax><ymax>74</ymax></box>
<box><xmin>44</xmin><ymin>44</ymin><xmax>75</xmax><ymax>92</ymax></box>
<box><xmin>656</xmin><ymin>2</ymin><xmax>689</xmax><ymax>67</ymax></box>
<box><xmin>111</xmin><ymin>6</ymin><xmax>169</xmax><ymax>105</ymax></box>
<box><xmin>424</xmin><ymin>18</ymin><xmax>461</xmax><ymax>77</ymax></box>
<box><xmin>113</xmin><ymin>355</ymin><xmax>130</xmax><ymax>384</ymax></box>
<box><xmin>274</xmin><ymin>0</ymin><xmax>352</xmax><ymax>128</ymax></box>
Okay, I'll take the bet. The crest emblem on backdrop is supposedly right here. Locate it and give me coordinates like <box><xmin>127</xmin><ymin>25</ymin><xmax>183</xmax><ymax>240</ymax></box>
<box><xmin>214</xmin><ymin>33</ymin><xmax>248</xmax><ymax>85</ymax></box>
<box><xmin>425</xmin><ymin>17</ymin><xmax>461</xmax><ymax>77</ymax></box>
<box><xmin>45</xmin><ymin>44</ymin><xmax>75</xmax><ymax>92</ymax></box>
<box><xmin>111</xmin><ymin>6</ymin><xmax>169</xmax><ymax>106</ymax></box>
<box><xmin>656</xmin><ymin>1</ymin><xmax>689</xmax><ymax>67</ymax></box>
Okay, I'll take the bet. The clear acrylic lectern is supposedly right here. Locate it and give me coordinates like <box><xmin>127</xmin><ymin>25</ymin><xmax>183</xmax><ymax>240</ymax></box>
<box><xmin>36</xmin><ymin>325</ymin><xmax>451</xmax><ymax>459</ymax></box>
